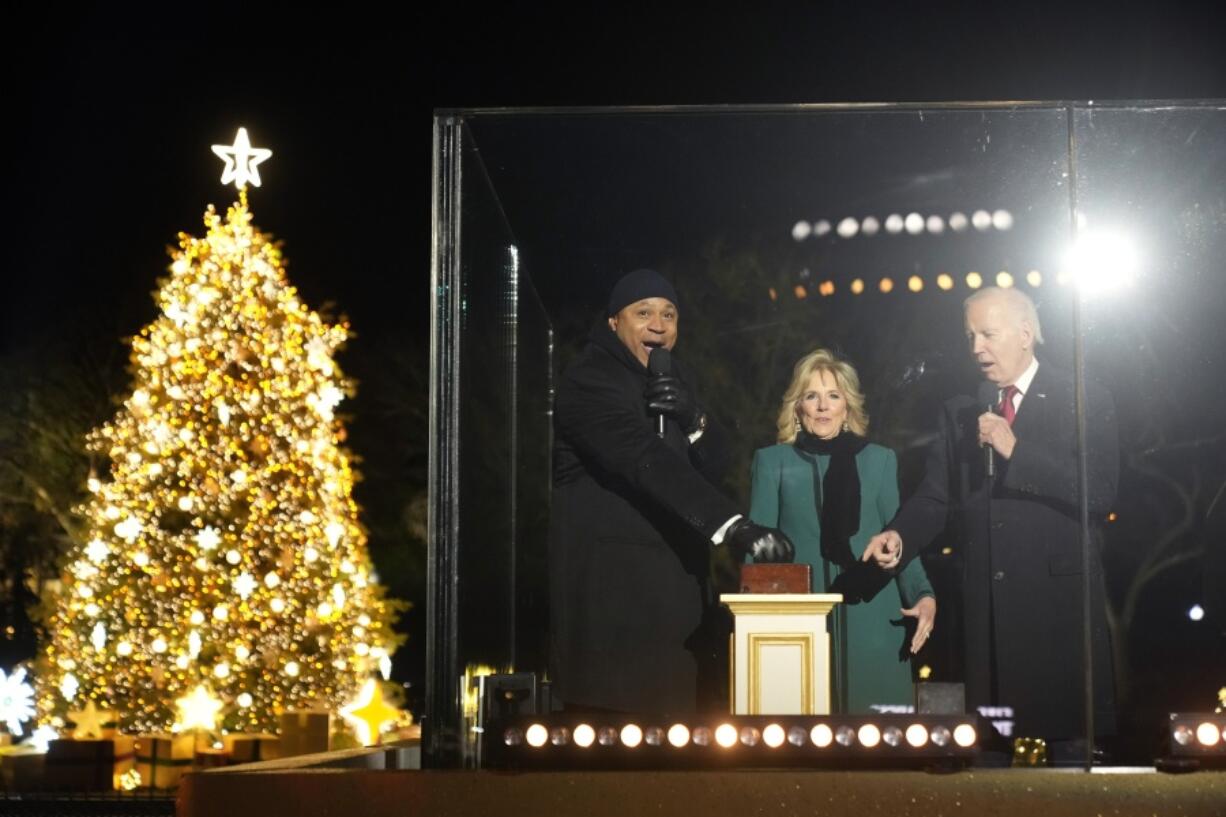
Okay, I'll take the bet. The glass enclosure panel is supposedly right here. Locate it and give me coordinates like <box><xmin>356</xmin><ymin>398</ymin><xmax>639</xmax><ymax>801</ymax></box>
<box><xmin>1073</xmin><ymin>103</ymin><xmax>1226</xmax><ymax>758</ymax></box>
<box><xmin>465</xmin><ymin>106</ymin><xmax>1080</xmax><ymax>741</ymax></box>
<box><xmin>429</xmin><ymin>120</ymin><xmax>553</xmax><ymax>766</ymax></box>
<box><xmin>433</xmin><ymin>102</ymin><xmax>1223</xmax><ymax>767</ymax></box>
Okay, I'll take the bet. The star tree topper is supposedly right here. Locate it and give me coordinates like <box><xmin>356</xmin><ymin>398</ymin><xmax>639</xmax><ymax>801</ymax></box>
<box><xmin>211</xmin><ymin>127</ymin><xmax>272</xmax><ymax>189</ymax></box>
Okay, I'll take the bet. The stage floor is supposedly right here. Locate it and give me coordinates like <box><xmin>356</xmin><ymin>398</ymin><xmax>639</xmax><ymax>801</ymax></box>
<box><xmin>180</xmin><ymin>766</ymin><xmax>1222</xmax><ymax>817</ymax></box>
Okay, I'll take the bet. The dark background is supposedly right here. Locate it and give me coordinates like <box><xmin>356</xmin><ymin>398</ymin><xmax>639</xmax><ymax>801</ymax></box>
<box><xmin>3</xmin><ymin>2</ymin><xmax>1224</xmax><ymax>730</ymax></box>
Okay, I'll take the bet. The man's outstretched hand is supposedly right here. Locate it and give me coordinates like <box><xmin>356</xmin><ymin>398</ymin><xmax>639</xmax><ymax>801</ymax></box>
<box><xmin>862</xmin><ymin>529</ymin><xmax>902</xmax><ymax>570</ymax></box>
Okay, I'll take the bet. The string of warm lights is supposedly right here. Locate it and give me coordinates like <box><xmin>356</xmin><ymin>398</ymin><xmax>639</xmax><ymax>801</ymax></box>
<box><xmin>792</xmin><ymin>210</ymin><xmax>1015</xmax><ymax>242</ymax></box>
<box><xmin>34</xmin><ymin>187</ymin><xmax>400</xmax><ymax>736</ymax></box>
<box><xmin>773</xmin><ymin>269</ymin><xmax>1053</xmax><ymax>302</ymax></box>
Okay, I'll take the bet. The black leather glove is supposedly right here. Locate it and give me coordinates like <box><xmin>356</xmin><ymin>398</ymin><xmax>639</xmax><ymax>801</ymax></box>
<box><xmin>725</xmin><ymin>518</ymin><xmax>795</xmax><ymax>564</ymax></box>
<box><xmin>645</xmin><ymin>374</ymin><xmax>703</xmax><ymax>434</ymax></box>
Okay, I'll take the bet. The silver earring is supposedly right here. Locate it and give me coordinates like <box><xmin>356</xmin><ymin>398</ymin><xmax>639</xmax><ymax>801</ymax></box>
<box><xmin>842</xmin><ymin>421</ymin><xmax>849</xmax><ymax>432</ymax></box>
<box><xmin>794</xmin><ymin>416</ymin><xmax>802</xmax><ymax>431</ymax></box>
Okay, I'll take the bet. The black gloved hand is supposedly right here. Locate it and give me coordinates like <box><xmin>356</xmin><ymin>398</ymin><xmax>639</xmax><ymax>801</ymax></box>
<box><xmin>829</xmin><ymin>562</ymin><xmax>895</xmax><ymax>605</ymax></box>
<box><xmin>645</xmin><ymin>374</ymin><xmax>703</xmax><ymax>434</ymax></box>
<box><xmin>725</xmin><ymin>518</ymin><xmax>795</xmax><ymax>564</ymax></box>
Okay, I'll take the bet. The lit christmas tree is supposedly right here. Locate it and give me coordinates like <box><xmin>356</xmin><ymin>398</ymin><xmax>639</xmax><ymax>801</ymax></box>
<box><xmin>34</xmin><ymin>129</ymin><xmax>401</xmax><ymax>735</ymax></box>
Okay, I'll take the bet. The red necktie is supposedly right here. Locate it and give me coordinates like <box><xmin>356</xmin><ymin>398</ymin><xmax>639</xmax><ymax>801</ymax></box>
<box><xmin>999</xmin><ymin>384</ymin><xmax>1020</xmax><ymax>425</ymax></box>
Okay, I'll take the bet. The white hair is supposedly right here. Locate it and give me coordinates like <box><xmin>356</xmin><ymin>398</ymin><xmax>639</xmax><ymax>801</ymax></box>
<box><xmin>964</xmin><ymin>287</ymin><xmax>1044</xmax><ymax>344</ymax></box>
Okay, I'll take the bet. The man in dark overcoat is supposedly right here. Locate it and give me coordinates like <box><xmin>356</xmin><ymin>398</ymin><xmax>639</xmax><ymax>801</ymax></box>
<box><xmin>549</xmin><ymin>268</ymin><xmax>792</xmax><ymax>713</ymax></box>
<box><xmin>863</xmin><ymin>287</ymin><xmax>1119</xmax><ymax>759</ymax></box>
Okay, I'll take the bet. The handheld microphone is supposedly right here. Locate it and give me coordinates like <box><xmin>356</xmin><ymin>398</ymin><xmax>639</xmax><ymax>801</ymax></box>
<box><xmin>977</xmin><ymin>381</ymin><xmax>1000</xmax><ymax>478</ymax></box>
<box><xmin>647</xmin><ymin>347</ymin><xmax>671</xmax><ymax>438</ymax></box>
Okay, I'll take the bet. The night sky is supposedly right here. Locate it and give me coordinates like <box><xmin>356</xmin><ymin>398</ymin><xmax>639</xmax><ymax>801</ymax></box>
<box><xmin>6</xmin><ymin>3</ymin><xmax>1224</xmax><ymax>348</ymax></box>
<box><xmin>4</xmin><ymin>3</ymin><xmax>1225</xmax><ymax>723</ymax></box>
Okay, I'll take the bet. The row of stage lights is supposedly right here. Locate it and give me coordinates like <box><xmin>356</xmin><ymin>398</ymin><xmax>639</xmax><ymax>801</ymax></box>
<box><xmin>489</xmin><ymin>715</ymin><xmax>982</xmax><ymax>770</ymax></box>
<box><xmin>773</xmin><ymin>269</ymin><xmax>1048</xmax><ymax>302</ymax></box>
<box><xmin>793</xmin><ymin>210</ymin><xmax>1014</xmax><ymax>243</ymax></box>
<box><xmin>1168</xmin><ymin>713</ymin><xmax>1226</xmax><ymax>769</ymax></box>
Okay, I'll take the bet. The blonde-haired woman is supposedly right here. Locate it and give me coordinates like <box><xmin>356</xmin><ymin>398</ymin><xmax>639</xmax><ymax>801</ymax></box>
<box><xmin>749</xmin><ymin>348</ymin><xmax>936</xmax><ymax>712</ymax></box>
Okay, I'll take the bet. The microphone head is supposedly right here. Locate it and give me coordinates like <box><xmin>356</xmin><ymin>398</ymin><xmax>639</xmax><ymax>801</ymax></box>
<box><xmin>977</xmin><ymin>380</ymin><xmax>1000</xmax><ymax>412</ymax></box>
<box><xmin>647</xmin><ymin>346</ymin><xmax>672</xmax><ymax>377</ymax></box>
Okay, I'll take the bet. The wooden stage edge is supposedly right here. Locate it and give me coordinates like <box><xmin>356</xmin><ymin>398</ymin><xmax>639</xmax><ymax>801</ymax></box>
<box><xmin>179</xmin><ymin>766</ymin><xmax>1223</xmax><ymax>817</ymax></box>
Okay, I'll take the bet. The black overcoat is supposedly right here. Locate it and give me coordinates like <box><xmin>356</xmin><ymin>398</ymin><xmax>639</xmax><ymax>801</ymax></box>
<box><xmin>891</xmin><ymin>363</ymin><xmax>1119</xmax><ymax>739</ymax></box>
<box><xmin>549</xmin><ymin>325</ymin><xmax>738</xmax><ymax>713</ymax></box>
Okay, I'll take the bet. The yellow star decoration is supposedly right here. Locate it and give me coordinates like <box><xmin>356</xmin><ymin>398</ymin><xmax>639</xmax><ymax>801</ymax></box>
<box><xmin>175</xmin><ymin>685</ymin><xmax>224</xmax><ymax>732</ymax></box>
<box><xmin>68</xmin><ymin>699</ymin><xmax>115</xmax><ymax>739</ymax></box>
<box><xmin>211</xmin><ymin>127</ymin><xmax>272</xmax><ymax>189</ymax></box>
<box><xmin>340</xmin><ymin>679</ymin><xmax>401</xmax><ymax>746</ymax></box>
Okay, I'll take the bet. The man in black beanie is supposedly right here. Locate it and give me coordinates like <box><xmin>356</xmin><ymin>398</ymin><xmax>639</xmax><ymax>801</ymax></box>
<box><xmin>549</xmin><ymin>268</ymin><xmax>793</xmax><ymax>714</ymax></box>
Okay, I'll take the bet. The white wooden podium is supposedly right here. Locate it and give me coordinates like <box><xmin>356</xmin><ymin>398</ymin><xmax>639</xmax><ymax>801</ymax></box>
<box><xmin>720</xmin><ymin>593</ymin><xmax>842</xmax><ymax>715</ymax></box>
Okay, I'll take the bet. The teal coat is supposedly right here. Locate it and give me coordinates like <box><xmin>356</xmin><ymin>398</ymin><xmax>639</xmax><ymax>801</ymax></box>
<box><xmin>749</xmin><ymin>441</ymin><xmax>934</xmax><ymax>713</ymax></box>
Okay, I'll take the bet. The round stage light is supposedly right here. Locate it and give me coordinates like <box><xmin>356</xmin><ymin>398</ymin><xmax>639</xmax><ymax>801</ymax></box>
<box><xmin>814</xmin><ymin>220</ymin><xmax>832</xmax><ymax>237</ymax></box>
<box><xmin>954</xmin><ymin>724</ymin><xmax>977</xmax><ymax>747</ymax></box>
<box><xmin>908</xmin><ymin>275</ymin><xmax>923</xmax><ymax>292</ymax></box>
<box><xmin>905</xmin><ymin>212</ymin><xmax>924</xmax><ymax>234</ymax></box>
<box><xmin>851</xmin><ymin>278</ymin><xmax>865</xmax><ymax>295</ymax></box>
<box><xmin>525</xmin><ymin>724</ymin><xmax>548</xmax><ymax>748</ymax></box>
<box><xmin>972</xmin><ymin>210</ymin><xmax>992</xmax><ymax>231</ymax></box>
<box><xmin>837</xmin><ymin>217</ymin><xmax>860</xmax><ymax>238</ymax></box>
<box><xmin>763</xmin><ymin>724</ymin><xmax>786</xmax><ymax>748</ymax></box>
<box><xmin>644</xmin><ymin>726</ymin><xmax>664</xmax><ymax>747</ymax></box>
<box><xmin>550</xmin><ymin>727</ymin><xmax>570</xmax><ymax>746</ymax></box>
<box><xmin>949</xmin><ymin>212</ymin><xmax>969</xmax><ymax>232</ymax></box>
<box><xmin>620</xmin><ymin>724</ymin><xmax>643</xmax><ymax>748</ymax></box>
<box><xmin>937</xmin><ymin>273</ymin><xmax>954</xmax><ymax>290</ymax></box>
<box><xmin>667</xmin><ymin>724</ymin><xmax>690</xmax><ymax>748</ymax></box>
<box><xmin>966</xmin><ymin>271</ymin><xmax>983</xmax><ymax>289</ymax></box>
<box><xmin>996</xmin><ymin>271</ymin><xmax>1015</xmax><ymax>288</ymax></box>
<box><xmin>879</xmin><ymin>277</ymin><xmax>894</xmax><ymax>294</ymax></box>
<box><xmin>692</xmin><ymin>726</ymin><xmax>712</xmax><ymax>747</ymax></box>
<box><xmin>788</xmin><ymin>726</ymin><xmax>808</xmax><ymax>747</ymax></box>
<box><xmin>792</xmin><ymin>221</ymin><xmax>812</xmax><ymax>242</ymax></box>
<box><xmin>1027</xmin><ymin>269</ymin><xmax>1042</xmax><ymax>287</ymax></box>
<box><xmin>835</xmin><ymin>726</ymin><xmax>856</xmax><ymax>746</ymax></box>
<box><xmin>597</xmin><ymin>727</ymin><xmax>618</xmax><ymax>747</ymax></box>
<box><xmin>992</xmin><ymin>209</ymin><xmax>1014</xmax><ymax>230</ymax></box>
<box><xmin>858</xmin><ymin>724</ymin><xmax>882</xmax><ymax>748</ymax></box>
<box><xmin>861</xmin><ymin>216</ymin><xmax>881</xmax><ymax>236</ymax></box>
<box><xmin>715</xmin><ymin>724</ymin><xmax>739</xmax><ymax>748</ymax></box>
<box><xmin>1172</xmin><ymin>724</ymin><xmax>1194</xmax><ymax>746</ymax></box>
<box><xmin>883</xmin><ymin>726</ymin><xmax>904</xmax><ymax>747</ymax></box>
<box><xmin>906</xmin><ymin>724</ymin><xmax>929</xmax><ymax>747</ymax></box>
<box><xmin>930</xmin><ymin>726</ymin><xmax>952</xmax><ymax>747</ymax></box>
<box><xmin>810</xmin><ymin>724</ymin><xmax>834</xmax><ymax>748</ymax></box>
<box><xmin>926</xmin><ymin>215</ymin><xmax>945</xmax><ymax>234</ymax></box>
<box><xmin>885</xmin><ymin>214</ymin><xmax>904</xmax><ymax>234</ymax></box>
<box><xmin>503</xmin><ymin>728</ymin><xmax>523</xmax><ymax>747</ymax></box>
<box><xmin>1196</xmin><ymin>722</ymin><xmax>1221</xmax><ymax>747</ymax></box>
<box><xmin>739</xmin><ymin>726</ymin><xmax>761</xmax><ymax>747</ymax></box>
<box><xmin>573</xmin><ymin>724</ymin><xmax>595</xmax><ymax>748</ymax></box>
